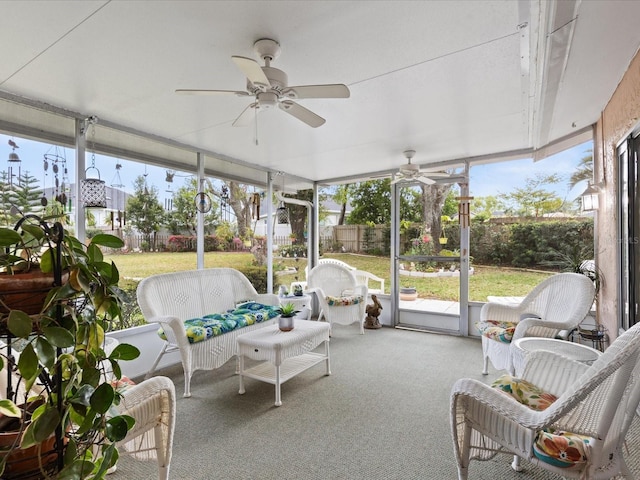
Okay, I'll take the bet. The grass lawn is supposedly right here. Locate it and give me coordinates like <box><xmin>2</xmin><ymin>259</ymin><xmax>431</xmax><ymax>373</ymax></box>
<box><xmin>106</xmin><ymin>251</ymin><xmax>552</xmax><ymax>302</ymax></box>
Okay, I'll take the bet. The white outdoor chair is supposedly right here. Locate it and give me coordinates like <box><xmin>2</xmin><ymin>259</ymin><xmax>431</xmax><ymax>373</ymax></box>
<box><xmin>115</xmin><ymin>376</ymin><xmax>176</xmax><ymax>480</ymax></box>
<box><xmin>476</xmin><ymin>272</ymin><xmax>595</xmax><ymax>375</ymax></box>
<box><xmin>306</xmin><ymin>263</ymin><xmax>368</xmax><ymax>334</ymax></box>
<box><xmin>451</xmin><ymin>322</ymin><xmax>640</xmax><ymax>480</ymax></box>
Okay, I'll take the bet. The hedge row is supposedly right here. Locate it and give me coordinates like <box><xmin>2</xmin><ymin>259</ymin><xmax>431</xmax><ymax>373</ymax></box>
<box><xmin>446</xmin><ymin>219</ymin><xmax>594</xmax><ymax>268</ymax></box>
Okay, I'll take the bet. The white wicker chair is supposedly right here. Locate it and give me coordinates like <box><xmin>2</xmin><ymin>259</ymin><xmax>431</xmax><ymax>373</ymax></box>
<box><xmin>137</xmin><ymin>268</ymin><xmax>279</xmax><ymax>397</ymax></box>
<box><xmin>116</xmin><ymin>376</ymin><xmax>176</xmax><ymax>480</ymax></box>
<box><xmin>478</xmin><ymin>272</ymin><xmax>595</xmax><ymax>375</ymax></box>
<box><xmin>306</xmin><ymin>263</ymin><xmax>367</xmax><ymax>334</ymax></box>
<box><xmin>451</xmin><ymin>322</ymin><xmax>640</xmax><ymax>480</ymax></box>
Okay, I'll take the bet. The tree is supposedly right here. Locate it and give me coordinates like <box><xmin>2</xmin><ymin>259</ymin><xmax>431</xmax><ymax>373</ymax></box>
<box><xmin>347</xmin><ymin>179</ymin><xmax>421</xmax><ymax>225</ymax></box>
<box><xmin>421</xmin><ymin>182</ymin><xmax>456</xmax><ymax>250</ymax></box>
<box><xmin>126</xmin><ymin>175</ymin><xmax>165</xmax><ymax>249</ymax></box>
<box><xmin>333</xmin><ymin>184</ymin><xmax>353</xmax><ymax>225</ymax></box>
<box><xmin>227</xmin><ymin>181</ymin><xmax>252</xmax><ymax>239</ymax></box>
<box><xmin>167</xmin><ymin>178</ymin><xmax>218</xmax><ymax>235</ymax></box>
<box><xmin>472</xmin><ymin>195</ymin><xmax>499</xmax><ymax>219</ymax></box>
<box><xmin>498</xmin><ymin>173</ymin><xmax>563</xmax><ymax>217</ymax></box>
<box><xmin>569</xmin><ymin>149</ymin><xmax>594</xmax><ymax>188</ymax></box>
<box><xmin>0</xmin><ymin>171</ymin><xmax>16</xmax><ymax>226</ymax></box>
<box><xmin>12</xmin><ymin>170</ymin><xmax>43</xmax><ymax>216</ymax></box>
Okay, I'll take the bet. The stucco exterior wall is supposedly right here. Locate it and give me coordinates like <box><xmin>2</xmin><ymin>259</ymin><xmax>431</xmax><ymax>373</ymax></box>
<box><xmin>596</xmin><ymin>48</ymin><xmax>640</xmax><ymax>341</ymax></box>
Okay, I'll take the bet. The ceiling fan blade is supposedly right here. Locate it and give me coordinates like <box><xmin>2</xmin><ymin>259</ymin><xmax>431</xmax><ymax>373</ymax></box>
<box><xmin>232</xmin><ymin>102</ymin><xmax>257</xmax><ymax>127</ymax></box>
<box><xmin>390</xmin><ymin>176</ymin><xmax>404</xmax><ymax>185</ymax></box>
<box><xmin>232</xmin><ymin>56</ymin><xmax>270</xmax><ymax>89</ymax></box>
<box><xmin>416</xmin><ymin>176</ymin><xmax>436</xmax><ymax>185</ymax></box>
<box><xmin>279</xmin><ymin>100</ymin><xmax>325</xmax><ymax>127</ymax></box>
<box><xmin>283</xmin><ymin>84</ymin><xmax>350</xmax><ymax>99</ymax></box>
<box><xmin>175</xmin><ymin>89</ymin><xmax>249</xmax><ymax>96</ymax></box>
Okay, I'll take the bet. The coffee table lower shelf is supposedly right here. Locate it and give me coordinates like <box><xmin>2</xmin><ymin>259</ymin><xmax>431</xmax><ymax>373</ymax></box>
<box><xmin>239</xmin><ymin>352</ymin><xmax>330</xmax><ymax>406</ymax></box>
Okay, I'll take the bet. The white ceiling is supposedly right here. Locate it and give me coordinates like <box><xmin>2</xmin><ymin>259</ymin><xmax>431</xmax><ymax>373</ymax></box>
<box><xmin>1</xmin><ymin>1</ymin><xmax>639</xmax><ymax>190</ymax></box>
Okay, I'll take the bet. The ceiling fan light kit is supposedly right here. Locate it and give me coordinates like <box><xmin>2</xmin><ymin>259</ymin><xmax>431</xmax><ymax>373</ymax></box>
<box><xmin>176</xmin><ymin>38</ymin><xmax>350</xmax><ymax>128</ymax></box>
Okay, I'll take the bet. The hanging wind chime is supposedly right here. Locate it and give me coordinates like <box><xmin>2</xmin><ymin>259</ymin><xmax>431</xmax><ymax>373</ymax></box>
<box><xmin>42</xmin><ymin>145</ymin><xmax>69</xmax><ymax>210</ymax></box>
<box><xmin>80</xmin><ymin>119</ymin><xmax>107</xmax><ymax>208</ymax></box>
<box><xmin>7</xmin><ymin>138</ymin><xmax>20</xmax><ymax>187</ymax></box>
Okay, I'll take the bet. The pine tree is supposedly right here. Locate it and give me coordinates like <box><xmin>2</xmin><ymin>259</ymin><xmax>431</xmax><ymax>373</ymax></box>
<box><xmin>12</xmin><ymin>170</ymin><xmax>44</xmax><ymax>216</ymax></box>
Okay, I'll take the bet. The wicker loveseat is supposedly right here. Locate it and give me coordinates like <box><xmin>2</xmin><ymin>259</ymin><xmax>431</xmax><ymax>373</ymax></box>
<box><xmin>137</xmin><ymin>268</ymin><xmax>279</xmax><ymax>397</ymax></box>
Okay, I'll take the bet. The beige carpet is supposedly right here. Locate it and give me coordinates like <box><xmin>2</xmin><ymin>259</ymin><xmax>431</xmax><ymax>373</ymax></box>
<box><xmin>110</xmin><ymin>326</ymin><xmax>640</xmax><ymax>479</ymax></box>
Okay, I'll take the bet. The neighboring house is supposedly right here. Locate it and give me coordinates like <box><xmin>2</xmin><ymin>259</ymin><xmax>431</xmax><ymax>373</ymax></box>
<box><xmin>253</xmin><ymin>197</ymin><xmax>352</xmax><ymax>238</ymax></box>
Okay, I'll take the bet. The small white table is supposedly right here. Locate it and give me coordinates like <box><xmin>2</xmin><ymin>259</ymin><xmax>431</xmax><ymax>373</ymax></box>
<box><xmin>512</xmin><ymin>337</ymin><xmax>601</xmax><ymax>377</ymax></box>
<box><xmin>237</xmin><ymin>320</ymin><xmax>331</xmax><ymax>406</ymax></box>
<box><xmin>279</xmin><ymin>294</ymin><xmax>312</xmax><ymax>320</ymax></box>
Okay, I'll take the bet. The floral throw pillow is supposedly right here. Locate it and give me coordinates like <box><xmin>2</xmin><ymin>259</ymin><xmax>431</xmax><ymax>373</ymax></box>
<box><xmin>491</xmin><ymin>374</ymin><xmax>557</xmax><ymax>411</ymax></box>
<box><xmin>475</xmin><ymin>320</ymin><xmax>517</xmax><ymax>343</ymax></box>
<box><xmin>326</xmin><ymin>295</ymin><xmax>364</xmax><ymax>306</ymax></box>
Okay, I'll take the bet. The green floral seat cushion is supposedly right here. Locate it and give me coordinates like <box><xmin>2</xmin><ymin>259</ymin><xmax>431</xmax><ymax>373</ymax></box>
<box><xmin>157</xmin><ymin>302</ymin><xmax>280</xmax><ymax>344</ymax></box>
<box><xmin>491</xmin><ymin>374</ymin><xmax>593</xmax><ymax>469</ymax></box>
<box><xmin>475</xmin><ymin>320</ymin><xmax>517</xmax><ymax>343</ymax></box>
<box><xmin>326</xmin><ymin>295</ymin><xmax>364</xmax><ymax>306</ymax></box>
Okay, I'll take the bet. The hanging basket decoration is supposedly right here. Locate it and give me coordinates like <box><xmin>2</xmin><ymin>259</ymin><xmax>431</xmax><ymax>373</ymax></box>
<box><xmin>439</xmin><ymin>236</ymin><xmax>448</xmax><ymax>245</ymax></box>
<box><xmin>276</xmin><ymin>202</ymin><xmax>289</xmax><ymax>224</ymax></box>
<box><xmin>81</xmin><ymin>166</ymin><xmax>107</xmax><ymax>208</ymax></box>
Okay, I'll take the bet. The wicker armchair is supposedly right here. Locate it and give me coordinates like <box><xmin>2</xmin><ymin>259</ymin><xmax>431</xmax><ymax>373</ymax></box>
<box><xmin>116</xmin><ymin>376</ymin><xmax>176</xmax><ymax>480</ymax></box>
<box><xmin>477</xmin><ymin>272</ymin><xmax>595</xmax><ymax>375</ymax></box>
<box><xmin>306</xmin><ymin>263</ymin><xmax>367</xmax><ymax>334</ymax></box>
<box><xmin>451</xmin><ymin>323</ymin><xmax>640</xmax><ymax>480</ymax></box>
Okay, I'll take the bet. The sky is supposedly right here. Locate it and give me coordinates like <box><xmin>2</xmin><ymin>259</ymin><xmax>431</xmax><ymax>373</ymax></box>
<box><xmin>0</xmin><ymin>132</ymin><xmax>592</xmax><ymax>207</ymax></box>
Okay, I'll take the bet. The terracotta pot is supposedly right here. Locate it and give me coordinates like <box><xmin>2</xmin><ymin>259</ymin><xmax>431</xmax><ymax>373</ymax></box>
<box><xmin>0</xmin><ymin>270</ymin><xmax>69</xmax><ymax>316</ymax></box>
<box><xmin>0</xmin><ymin>400</ymin><xmax>61</xmax><ymax>479</ymax></box>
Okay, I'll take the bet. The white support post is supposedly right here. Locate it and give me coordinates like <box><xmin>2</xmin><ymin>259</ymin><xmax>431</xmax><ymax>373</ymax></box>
<box><xmin>196</xmin><ymin>153</ymin><xmax>205</xmax><ymax>270</ymax></box>
<box><xmin>266</xmin><ymin>173</ymin><xmax>274</xmax><ymax>294</ymax></box>
<box><xmin>74</xmin><ymin>118</ymin><xmax>87</xmax><ymax>242</ymax></box>
<box><xmin>458</xmin><ymin>162</ymin><xmax>471</xmax><ymax>337</ymax></box>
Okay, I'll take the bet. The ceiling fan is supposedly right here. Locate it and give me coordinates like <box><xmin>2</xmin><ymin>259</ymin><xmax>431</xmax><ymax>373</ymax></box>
<box><xmin>390</xmin><ymin>150</ymin><xmax>455</xmax><ymax>185</ymax></box>
<box><xmin>176</xmin><ymin>38</ymin><xmax>350</xmax><ymax>128</ymax></box>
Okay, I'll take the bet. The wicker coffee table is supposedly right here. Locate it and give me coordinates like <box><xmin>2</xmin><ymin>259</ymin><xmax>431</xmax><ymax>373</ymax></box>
<box><xmin>237</xmin><ymin>320</ymin><xmax>331</xmax><ymax>406</ymax></box>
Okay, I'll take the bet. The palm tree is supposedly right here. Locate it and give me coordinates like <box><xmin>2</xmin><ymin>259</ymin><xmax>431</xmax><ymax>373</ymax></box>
<box><xmin>569</xmin><ymin>149</ymin><xmax>593</xmax><ymax>188</ymax></box>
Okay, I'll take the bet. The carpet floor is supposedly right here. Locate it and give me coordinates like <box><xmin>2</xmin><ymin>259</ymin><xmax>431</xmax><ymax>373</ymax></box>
<box><xmin>110</xmin><ymin>325</ymin><xmax>640</xmax><ymax>479</ymax></box>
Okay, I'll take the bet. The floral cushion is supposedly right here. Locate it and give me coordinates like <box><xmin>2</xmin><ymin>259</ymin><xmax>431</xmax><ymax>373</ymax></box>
<box><xmin>491</xmin><ymin>375</ymin><xmax>593</xmax><ymax>468</ymax></box>
<box><xmin>533</xmin><ymin>430</ymin><xmax>592</xmax><ymax>468</ymax></box>
<box><xmin>326</xmin><ymin>295</ymin><xmax>364</xmax><ymax>306</ymax></box>
<box><xmin>157</xmin><ymin>303</ymin><xmax>280</xmax><ymax>344</ymax></box>
<box><xmin>110</xmin><ymin>375</ymin><xmax>136</xmax><ymax>394</ymax></box>
<box><xmin>491</xmin><ymin>374</ymin><xmax>557</xmax><ymax>411</ymax></box>
<box><xmin>475</xmin><ymin>320</ymin><xmax>517</xmax><ymax>343</ymax></box>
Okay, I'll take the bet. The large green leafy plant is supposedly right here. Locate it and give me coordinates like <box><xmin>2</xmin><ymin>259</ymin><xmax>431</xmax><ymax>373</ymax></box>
<box><xmin>0</xmin><ymin>214</ymin><xmax>140</xmax><ymax>479</ymax></box>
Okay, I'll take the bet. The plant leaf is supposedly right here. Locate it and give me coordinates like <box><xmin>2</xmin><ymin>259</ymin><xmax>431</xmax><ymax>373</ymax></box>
<box><xmin>7</xmin><ymin>310</ymin><xmax>33</xmax><ymax>338</ymax></box>
<box><xmin>17</xmin><ymin>343</ymin><xmax>39</xmax><ymax>382</ymax></box>
<box><xmin>105</xmin><ymin>414</ymin><xmax>134</xmax><ymax>442</ymax></box>
<box><xmin>69</xmin><ymin>384</ymin><xmax>94</xmax><ymax>407</ymax></box>
<box><xmin>0</xmin><ymin>399</ymin><xmax>21</xmax><ymax>418</ymax></box>
<box><xmin>31</xmin><ymin>404</ymin><xmax>60</xmax><ymax>443</ymax></box>
<box><xmin>41</xmin><ymin>326</ymin><xmax>75</xmax><ymax>348</ymax></box>
<box><xmin>110</xmin><ymin>343</ymin><xmax>140</xmax><ymax>361</ymax></box>
<box><xmin>34</xmin><ymin>336</ymin><xmax>56</xmax><ymax>370</ymax></box>
<box><xmin>0</xmin><ymin>227</ymin><xmax>22</xmax><ymax>246</ymax></box>
<box><xmin>90</xmin><ymin>383</ymin><xmax>114</xmax><ymax>414</ymax></box>
<box><xmin>90</xmin><ymin>233</ymin><xmax>124</xmax><ymax>249</ymax></box>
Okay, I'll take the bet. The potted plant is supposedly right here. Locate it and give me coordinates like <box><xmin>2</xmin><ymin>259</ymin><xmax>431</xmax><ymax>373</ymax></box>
<box><xmin>0</xmin><ymin>213</ymin><xmax>140</xmax><ymax>479</ymax></box>
<box><xmin>277</xmin><ymin>302</ymin><xmax>299</xmax><ymax>331</ymax></box>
